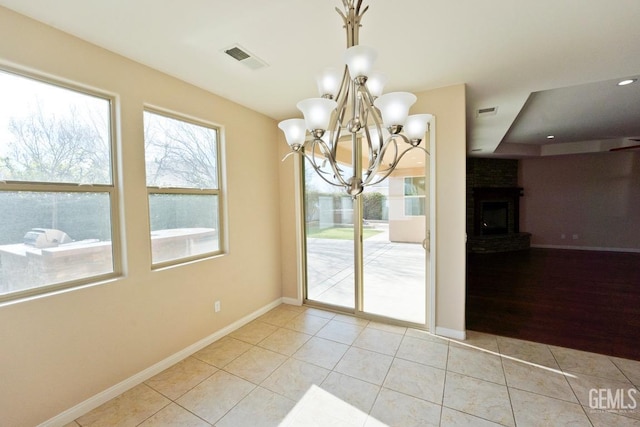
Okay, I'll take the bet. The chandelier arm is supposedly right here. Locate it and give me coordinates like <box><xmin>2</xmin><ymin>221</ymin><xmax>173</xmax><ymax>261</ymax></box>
<box><xmin>281</xmin><ymin>151</ymin><xmax>298</xmax><ymax>162</ymax></box>
<box><xmin>312</xmin><ymin>138</ymin><xmax>350</xmax><ymax>188</ymax></box>
<box><xmin>336</xmin><ymin>65</ymin><xmax>351</xmax><ymax>101</ymax></box>
<box><xmin>309</xmin><ymin>164</ymin><xmax>348</xmax><ymax>189</ymax></box>
<box><xmin>327</xmin><ymin>67</ymin><xmax>353</xmax><ymax>161</ymax></box>
<box><xmin>365</xmin><ymin>168</ymin><xmax>395</xmax><ymax>187</ymax></box>
<box><xmin>362</xmin><ymin>135</ymin><xmax>400</xmax><ymax>186</ymax></box>
<box><xmin>360</xmin><ymin>85</ymin><xmax>382</xmax><ymax>130</ymax></box>
<box><xmin>330</xmin><ymin>106</ymin><xmax>348</xmax><ymax>161</ymax></box>
<box><xmin>358</xmin><ymin>95</ymin><xmax>377</xmax><ymax>173</ymax></box>
<box><xmin>308</xmin><ymin>140</ymin><xmax>333</xmax><ymax>177</ymax></box>
<box><xmin>359</xmin><ymin>84</ymin><xmax>385</xmax><ymax>171</ymax></box>
<box><xmin>393</xmin><ymin>133</ymin><xmax>432</xmax><ymax>155</ymax></box>
<box><xmin>361</xmin><ymin>85</ymin><xmax>381</xmax><ymax>121</ymax></box>
<box><xmin>308</xmin><ymin>140</ymin><xmax>330</xmax><ymax>175</ymax></box>
<box><xmin>356</xmin><ymin>5</ymin><xmax>368</xmax><ymax>26</ymax></box>
<box><xmin>359</xmin><ymin>83</ymin><xmax>385</xmax><ymax>140</ymax></box>
<box><xmin>335</xmin><ymin>69</ymin><xmax>351</xmax><ymax>117</ymax></box>
<box><xmin>303</xmin><ymin>153</ymin><xmax>347</xmax><ymax>189</ymax></box>
<box><xmin>329</xmin><ymin>124</ymin><xmax>341</xmax><ymax>161</ymax></box>
<box><xmin>279</xmin><ymin>149</ymin><xmax>342</xmax><ymax>190</ymax></box>
<box><xmin>392</xmin><ymin>145</ymin><xmax>429</xmax><ymax>166</ymax></box>
<box><xmin>366</xmin><ymin>145</ymin><xmax>430</xmax><ymax>187</ymax></box>
<box><xmin>362</xmin><ymin>125</ymin><xmax>376</xmax><ymax>171</ymax></box>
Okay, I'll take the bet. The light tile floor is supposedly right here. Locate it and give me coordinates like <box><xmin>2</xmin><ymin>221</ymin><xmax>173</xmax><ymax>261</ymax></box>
<box><xmin>68</xmin><ymin>304</ymin><xmax>640</xmax><ymax>427</ymax></box>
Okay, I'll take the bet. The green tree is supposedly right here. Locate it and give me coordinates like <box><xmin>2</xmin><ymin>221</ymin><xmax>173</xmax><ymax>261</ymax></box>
<box><xmin>363</xmin><ymin>192</ymin><xmax>385</xmax><ymax>220</ymax></box>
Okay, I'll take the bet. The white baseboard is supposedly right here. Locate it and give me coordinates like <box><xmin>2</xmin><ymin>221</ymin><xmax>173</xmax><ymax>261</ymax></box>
<box><xmin>282</xmin><ymin>297</ymin><xmax>302</xmax><ymax>306</ymax></box>
<box><xmin>531</xmin><ymin>244</ymin><xmax>640</xmax><ymax>253</ymax></box>
<box><xmin>435</xmin><ymin>326</ymin><xmax>466</xmax><ymax>340</ymax></box>
<box><xmin>40</xmin><ymin>298</ymin><xmax>285</xmax><ymax>427</ymax></box>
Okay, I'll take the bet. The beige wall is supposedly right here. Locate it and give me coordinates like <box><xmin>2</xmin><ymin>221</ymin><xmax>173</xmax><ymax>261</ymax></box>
<box><xmin>0</xmin><ymin>7</ymin><xmax>282</xmax><ymax>426</ymax></box>
<box><xmin>414</xmin><ymin>85</ymin><xmax>467</xmax><ymax>335</ymax></box>
<box><xmin>520</xmin><ymin>151</ymin><xmax>640</xmax><ymax>250</ymax></box>
<box><xmin>278</xmin><ymin>137</ymin><xmax>301</xmax><ymax>301</ymax></box>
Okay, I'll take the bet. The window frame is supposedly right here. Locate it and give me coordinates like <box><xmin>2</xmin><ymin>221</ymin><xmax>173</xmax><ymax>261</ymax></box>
<box><xmin>0</xmin><ymin>67</ymin><xmax>121</xmax><ymax>303</ymax></box>
<box><xmin>403</xmin><ymin>176</ymin><xmax>426</xmax><ymax>217</ymax></box>
<box><xmin>143</xmin><ymin>106</ymin><xmax>225</xmax><ymax>268</ymax></box>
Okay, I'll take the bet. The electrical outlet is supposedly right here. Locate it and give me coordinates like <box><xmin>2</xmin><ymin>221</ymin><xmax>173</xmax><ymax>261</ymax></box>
<box><xmin>572</xmin><ymin>234</ymin><xmax>579</xmax><ymax>240</ymax></box>
<box><xmin>214</xmin><ymin>301</ymin><xmax>221</xmax><ymax>312</ymax></box>
<box><xmin>561</xmin><ymin>234</ymin><xmax>566</xmax><ymax>239</ymax></box>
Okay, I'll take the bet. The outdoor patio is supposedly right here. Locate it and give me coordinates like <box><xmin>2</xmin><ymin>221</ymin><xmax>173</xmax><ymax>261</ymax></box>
<box><xmin>306</xmin><ymin>225</ymin><xmax>428</xmax><ymax>324</ymax></box>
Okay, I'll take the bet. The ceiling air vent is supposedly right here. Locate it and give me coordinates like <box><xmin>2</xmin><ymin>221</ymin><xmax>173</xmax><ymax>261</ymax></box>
<box><xmin>476</xmin><ymin>106</ymin><xmax>498</xmax><ymax>118</ymax></box>
<box><xmin>223</xmin><ymin>44</ymin><xmax>268</xmax><ymax>70</ymax></box>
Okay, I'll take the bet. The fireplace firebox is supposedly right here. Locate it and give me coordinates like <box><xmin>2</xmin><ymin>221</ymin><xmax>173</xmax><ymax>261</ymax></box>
<box><xmin>481</xmin><ymin>201</ymin><xmax>509</xmax><ymax>235</ymax></box>
<box><xmin>472</xmin><ymin>187</ymin><xmax>523</xmax><ymax>236</ymax></box>
<box><xmin>468</xmin><ymin>187</ymin><xmax>530</xmax><ymax>253</ymax></box>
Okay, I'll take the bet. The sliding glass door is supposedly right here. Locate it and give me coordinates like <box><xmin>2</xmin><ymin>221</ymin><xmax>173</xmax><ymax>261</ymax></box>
<box><xmin>303</xmin><ymin>158</ymin><xmax>429</xmax><ymax>325</ymax></box>
<box><xmin>361</xmin><ymin>172</ymin><xmax>428</xmax><ymax>324</ymax></box>
<box><xmin>304</xmin><ymin>167</ymin><xmax>355</xmax><ymax>309</ymax></box>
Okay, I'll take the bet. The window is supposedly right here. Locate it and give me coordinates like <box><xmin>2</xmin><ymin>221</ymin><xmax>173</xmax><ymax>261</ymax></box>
<box><xmin>0</xmin><ymin>69</ymin><xmax>118</xmax><ymax>301</ymax></box>
<box><xmin>143</xmin><ymin>109</ymin><xmax>222</xmax><ymax>266</ymax></box>
<box><xmin>404</xmin><ymin>176</ymin><xmax>426</xmax><ymax>216</ymax></box>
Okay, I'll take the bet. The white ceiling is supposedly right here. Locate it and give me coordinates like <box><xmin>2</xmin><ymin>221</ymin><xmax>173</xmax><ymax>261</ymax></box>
<box><xmin>2</xmin><ymin>0</ymin><xmax>640</xmax><ymax>157</ymax></box>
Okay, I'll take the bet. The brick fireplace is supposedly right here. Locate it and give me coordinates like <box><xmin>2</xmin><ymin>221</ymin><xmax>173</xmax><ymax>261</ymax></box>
<box><xmin>466</xmin><ymin>158</ymin><xmax>531</xmax><ymax>253</ymax></box>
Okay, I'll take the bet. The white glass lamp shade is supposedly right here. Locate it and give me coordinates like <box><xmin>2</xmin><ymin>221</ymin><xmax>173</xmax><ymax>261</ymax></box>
<box><xmin>316</xmin><ymin>68</ymin><xmax>342</xmax><ymax>98</ymax></box>
<box><xmin>343</xmin><ymin>45</ymin><xmax>377</xmax><ymax>79</ymax></box>
<box><xmin>373</xmin><ymin>92</ymin><xmax>417</xmax><ymax>128</ymax></box>
<box><xmin>366</xmin><ymin>72</ymin><xmax>387</xmax><ymax>98</ymax></box>
<box><xmin>404</xmin><ymin>114</ymin><xmax>433</xmax><ymax>140</ymax></box>
<box><xmin>297</xmin><ymin>98</ymin><xmax>337</xmax><ymax>131</ymax></box>
<box><xmin>278</xmin><ymin>118</ymin><xmax>307</xmax><ymax>147</ymax></box>
<box><xmin>367</xmin><ymin>125</ymin><xmax>390</xmax><ymax>150</ymax></box>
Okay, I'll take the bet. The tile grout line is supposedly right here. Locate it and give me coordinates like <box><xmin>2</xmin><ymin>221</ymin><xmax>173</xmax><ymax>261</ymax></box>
<box><xmin>546</xmin><ymin>343</ymin><xmax>596</xmax><ymax>427</ymax></box>
<box><xmin>77</xmin><ymin>304</ymin><xmax>640</xmax><ymax>426</ymax></box>
<box><xmin>365</xmin><ymin>325</ymin><xmax>408</xmax><ymax>421</ymax></box>
<box><xmin>147</xmin><ymin>352</ymin><xmax>244</xmax><ymax>426</ymax></box>
<box><xmin>497</xmin><ymin>338</ymin><xmax>518</xmax><ymax>427</ymax></box>
<box><xmin>437</xmin><ymin>341</ymin><xmax>451</xmax><ymax>427</ymax></box>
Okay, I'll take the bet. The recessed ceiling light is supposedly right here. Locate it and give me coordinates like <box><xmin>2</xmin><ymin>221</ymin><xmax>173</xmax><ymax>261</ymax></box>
<box><xmin>618</xmin><ymin>79</ymin><xmax>637</xmax><ymax>86</ymax></box>
<box><xmin>546</xmin><ymin>135</ymin><xmax>555</xmax><ymax>139</ymax></box>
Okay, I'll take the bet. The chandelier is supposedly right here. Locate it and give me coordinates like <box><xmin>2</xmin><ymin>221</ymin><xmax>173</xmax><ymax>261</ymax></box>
<box><xmin>278</xmin><ymin>0</ymin><xmax>432</xmax><ymax>197</ymax></box>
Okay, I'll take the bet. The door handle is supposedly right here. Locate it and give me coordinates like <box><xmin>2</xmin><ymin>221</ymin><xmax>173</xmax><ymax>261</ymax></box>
<box><xmin>422</xmin><ymin>230</ymin><xmax>430</xmax><ymax>250</ymax></box>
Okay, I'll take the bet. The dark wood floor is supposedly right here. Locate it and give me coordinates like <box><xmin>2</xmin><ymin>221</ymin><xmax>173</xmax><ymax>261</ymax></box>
<box><xmin>466</xmin><ymin>248</ymin><xmax>640</xmax><ymax>360</ymax></box>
